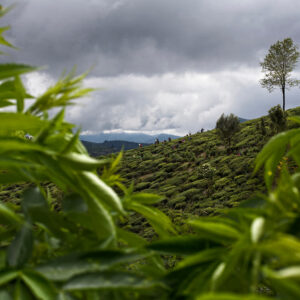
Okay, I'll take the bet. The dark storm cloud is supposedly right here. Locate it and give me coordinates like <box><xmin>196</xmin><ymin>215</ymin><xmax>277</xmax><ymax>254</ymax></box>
<box><xmin>2</xmin><ymin>0</ymin><xmax>300</xmax><ymax>134</ymax></box>
<box><xmin>2</xmin><ymin>0</ymin><xmax>300</xmax><ymax>76</ymax></box>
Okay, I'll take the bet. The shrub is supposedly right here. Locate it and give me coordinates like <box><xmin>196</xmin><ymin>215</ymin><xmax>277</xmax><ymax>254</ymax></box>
<box><xmin>216</xmin><ymin>113</ymin><xmax>240</xmax><ymax>148</ymax></box>
<box><xmin>214</xmin><ymin>177</ymin><xmax>232</xmax><ymax>190</ymax></box>
<box><xmin>268</xmin><ymin>104</ymin><xmax>287</xmax><ymax>133</ymax></box>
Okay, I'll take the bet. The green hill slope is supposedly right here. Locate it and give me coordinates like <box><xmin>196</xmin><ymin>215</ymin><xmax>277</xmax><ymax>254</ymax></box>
<box><xmin>119</xmin><ymin>107</ymin><xmax>300</xmax><ymax>226</ymax></box>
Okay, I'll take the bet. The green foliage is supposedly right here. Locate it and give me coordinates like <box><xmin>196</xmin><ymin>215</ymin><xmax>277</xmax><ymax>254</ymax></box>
<box><xmin>216</xmin><ymin>113</ymin><xmax>240</xmax><ymax>148</ymax></box>
<box><xmin>2</xmin><ymin>7</ymin><xmax>300</xmax><ymax>300</ymax></box>
<box><xmin>268</xmin><ymin>105</ymin><xmax>287</xmax><ymax>133</ymax></box>
<box><xmin>260</xmin><ymin>38</ymin><xmax>300</xmax><ymax>110</ymax></box>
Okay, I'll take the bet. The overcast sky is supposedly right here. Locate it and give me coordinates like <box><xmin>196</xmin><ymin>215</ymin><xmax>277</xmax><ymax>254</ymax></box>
<box><xmin>1</xmin><ymin>0</ymin><xmax>300</xmax><ymax>135</ymax></box>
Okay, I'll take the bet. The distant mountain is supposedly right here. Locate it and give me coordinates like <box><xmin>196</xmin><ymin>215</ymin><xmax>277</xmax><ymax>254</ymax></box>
<box><xmin>80</xmin><ymin>132</ymin><xmax>180</xmax><ymax>144</ymax></box>
<box><xmin>81</xmin><ymin>140</ymin><xmax>150</xmax><ymax>157</ymax></box>
<box><xmin>238</xmin><ymin>117</ymin><xmax>249</xmax><ymax>123</ymax></box>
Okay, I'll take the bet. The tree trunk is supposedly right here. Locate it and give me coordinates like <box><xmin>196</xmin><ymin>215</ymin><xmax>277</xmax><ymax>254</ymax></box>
<box><xmin>282</xmin><ymin>86</ymin><xmax>285</xmax><ymax>111</ymax></box>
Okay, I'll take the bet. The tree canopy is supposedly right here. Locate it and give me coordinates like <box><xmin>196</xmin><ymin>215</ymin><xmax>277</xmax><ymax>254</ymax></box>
<box><xmin>260</xmin><ymin>38</ymin><xmax>300</xmax><ymax>111</ymax></box>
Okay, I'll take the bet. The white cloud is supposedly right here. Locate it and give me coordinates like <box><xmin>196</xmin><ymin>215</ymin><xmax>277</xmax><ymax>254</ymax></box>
<box><xmin>62</xmin><ymin>67</ymin><xmax>285</xmax><ymax>135</ymax></box>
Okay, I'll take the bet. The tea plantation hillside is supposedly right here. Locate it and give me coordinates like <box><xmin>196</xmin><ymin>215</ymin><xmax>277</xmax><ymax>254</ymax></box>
<box><xmin>119</xmin><ymin>107</ymin><xmax>300</xmax><ymax>230</ymax></box>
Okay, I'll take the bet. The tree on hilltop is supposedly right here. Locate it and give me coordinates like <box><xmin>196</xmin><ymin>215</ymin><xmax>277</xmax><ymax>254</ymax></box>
<box><xmin>216</xmin><ymin>113</ymin><xmax>240</xmax><ymax>149</ymax></box>
<box><xmin>260</xmin><ymin>38</ymin><xmax>300</xmax><ymax>111</ymax></box>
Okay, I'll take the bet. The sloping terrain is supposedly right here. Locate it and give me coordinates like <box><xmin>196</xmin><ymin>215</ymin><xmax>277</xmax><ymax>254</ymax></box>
<box><xmin>119</xmin><ymin>107</ymin><xmax>300</xmax><ymax>232</ymax></box>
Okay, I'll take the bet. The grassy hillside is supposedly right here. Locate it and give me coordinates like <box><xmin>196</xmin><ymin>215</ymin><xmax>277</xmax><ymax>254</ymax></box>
<box><xmin>1</xmin><ymin>107</ymin><xmax>299</xmax><ymax>238</ymax></box>
<box><xmin>119</xmin><ymin>107</ymin><xmax>300</xmax><ymax>232</ymax></box>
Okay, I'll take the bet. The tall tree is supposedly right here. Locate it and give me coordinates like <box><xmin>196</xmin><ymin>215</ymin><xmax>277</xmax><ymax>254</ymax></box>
<box><xmin>260</xmin><ymin>38</ymin><xmax>300</xmax><ymax>111</ymax></box>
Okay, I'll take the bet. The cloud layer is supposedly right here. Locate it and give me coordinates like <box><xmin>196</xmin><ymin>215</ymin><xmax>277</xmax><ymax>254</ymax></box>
<box><xmin>2</xmin><ymin>0</ymin><xmax>300</xmax><ymax>134</ymax></box>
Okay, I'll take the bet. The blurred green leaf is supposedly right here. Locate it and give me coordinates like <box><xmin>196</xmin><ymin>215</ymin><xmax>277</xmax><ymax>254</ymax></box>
<box><xmin>0</xmin><ymin>202</ymin><xmax>23</xmax><ymax>225</ymax></box>
<box><xmin>14</xmin><ymin>281</ymin><xmax>34</xmax><ymax>300</ymax></box>
<box><xmin>0</xmin><ymin>64</ymin><xmax>37</xmax><ymax>80</ymax></box>
<box><xmin>63</xmin><ymin>271</ymin><xmax>163</xmax><ymax>291</ymax></box>
<box><xmin>21</xmin><ymin>270</ymin><xmax>57</xmax><ymax>300</ymax></box>
<box><xmin>117</xmin><ymin>228</ymin><xmax>147</xmax><ymax>247</ymax></box>
<box><xmin>0</xmin><ymin>290</ymin><xmax>12</xmax><ymax>300</ymax></box>
<box><xmin>196</xmin><ymin>293</ymin><xmax>272</xmax><ymax>300</ymax></box>
<box><xmin>79</xmin><ymin>171</ymin><xmax>125</xmax><ymax>215</ymax></box>
<box><xmin>177</xmin><ymin>248</ymin><xmax>225</xmax><ymax>269</ymax></box>
<box><xmin>0</xmin><ymin>270</ymin><xmax>18</xmax><ymax>285</ymax></box>
<box><xmin>35</xmin><ymin>109</ymin><xmax>65</xmax><ymax>143</ymax></box>
<box><xmin>189</xmin><ymin>219</ymin><xmax>241</xmax><ymax>244</ymax></box>
<box><xmin>36</xmin><ymin>250</ymin><xmax>145</xmax><ymax>281</ymax></box>
<box><xmin>14</xmin><ymin>76</ymin><xmax>26</xmax><ymax>113</ymax></box>
<box><xmin>0</xmin><ymin>113</ymin><xmax>44</xmax><ymax>134</ymax></box>
<box><xmin>130</xmin><ymin>193</ymin><xmax>164</xmax><ymax>205</ymax></box>
<box><xmin>7</xmin><ymin>223</ymin><xmax>33</xmax><ymax>268</ymax></box>
<box><xmin>264</xmin><ymin>267</ymin><xmax>300</xmax><ymax>300</ymax></box>
<box><xmin>26</xmin><ymin>69</ymin><xmax>93</xmax><ymax>115</ymax></box>
<box><xmin>147</xmin><ymin>236</ymin><xmax>220</xmax><ymax>255</ymax></box>
<box><xmin>22</xmin><ymin>187</ymin><xmax>48</xmax><ymax>216</ymax></box>
<box><xmin>127</xmin><ymin>202</ymin><xmax>176</xmax><ymax>238</ymax></box>
<box><xmin>59</xmin><ymin>153</ymin><xmax>109</xmax><ymax>171</ymax></box>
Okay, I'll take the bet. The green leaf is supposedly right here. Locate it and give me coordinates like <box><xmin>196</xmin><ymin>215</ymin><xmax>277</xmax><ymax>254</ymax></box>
<box><xmin>0</xmin><ymin>290</ymin><xmax>12</xmax><ymax>300</ymax></box>
<box><xmin>63</xmin><ymin>271</ymin><xmax>162</xmax><ymax>291</ymax></box>
<box><xmin>81</xmin><ymin>193</ymin><xmax>116</xmax><ymax>241</ymax></box>
<box><xmin>0</xmin><ymin>171</ymin><xmax>30</xmax><ymax>185</ymax></box>
<box><xmin>59</xmin><ymin>153</ymin><xmax>109</xmax><ymax>170</ymax></box>
<box><xmin>264</xmin><ymin>267</ymin><xmax>300</xmax><ymax>300</ymax></box>
<box><xmin>0</xmin><ymin>202</ymin><xmax>23</xmax><ymax>225</ymax></box>
<box><xmin>14</xmin><ymin>281</ymin><xmax>34</xmax><ymax>300</ymax></box>
<box><xmin>22</xmin><ymin>187</ymin><xmax>48</xmax><ymax>216</ymax></box>
<box><xmin>0</xmin><ymin>270</ymin><xmax>18</xmax><ymax>285</ymax></box>
<box><xmin>117</xmin><ymin>228</ymin><xmax>147</xmax><ymax>247</ymax></box>
<box><xmin>14</xmin><ymin>76</ymin><xmax>26</xmax><ymax>113</ymax></box>
<box><xmin>196</xmin><ymin>293</ymin><xmax>272</xmax><ymax>300</ymax></box>
<box><xmin>62</xmin><ymin>194</ymin><xmax>88</xmax><ymax>213</ymax></box>
<box><xmin>0</xmin><ymin>100</ymin><xmax>13</xmax><ymax>108</ymax></box>
<box><xmin>130</xmin><ymin>193</ymin><xmax>164</xmax><ymax>205</ymax></box>
<box><xmin>21</xmin><ymin>270</ymin><xmax>57</xmax><ymax>300</ymax></box>
<box><xmin>0</xmin><ymin>137</ymin><xmax>47</xmax><ymax>155</ymax></box>
<box><xmin>26</xmin><ymin>69</ymin><xmax>93</xmax><ymax>115</ymax></box>
<box><xmin>188</xmin><ymin>219</ymin><xmax>241</xmax><ymax>244</ymax></box>
<box><xmin>36</xmin><ymin>250</ymin><xmax>145</xmax><ymax>281</ymax></box>
<box><xmin>0</xmin><ymin>64</ymin><xmax>37</xmax><ymax>80</ymax></box>
<box><xmin>254</xmin><ymin>129</ymin><xmax>298</xmax><ymax>189</ymax></box>
<box><xmin>61</xmin><ymin>129</ymin><xmax>81</xmax><ymax>154</ymax></box>
<box><xmin>7</xmin><ymin>223</ymin><xmax>33</xmax><ymax>268</ymax></box>
<box><xmin>79</xmin><ymin>171</ymin><xmax>125</xmax><ymax>215</ymax></box>
<box><xmin>0</xmin><ymin>113</ymin><xmax>44</xmax><ymax>134</ymax></box>
<box><xmin>35</xmin><ymin>109</ymin><xmax>65</xmax><ymax>143</ymax></box>
<box><xmin>176</xmin><ymin>248</ymin><xmax>225</xmax><ymax>269</ymax></box>
<box><xmin>126</xmin><ymin>202</ymin><xmax>176</xmax><ymax>238</ymax></box>
<box><xmin>147</xmin><ymin>236</ymin><xmax>220</xmax><ymax>255</ymax></box>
